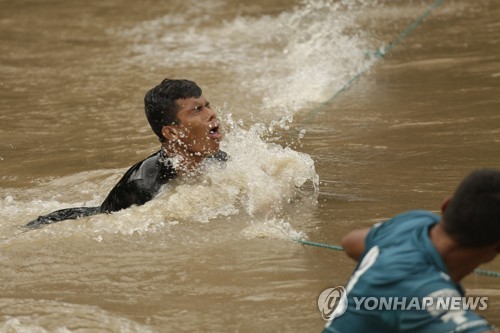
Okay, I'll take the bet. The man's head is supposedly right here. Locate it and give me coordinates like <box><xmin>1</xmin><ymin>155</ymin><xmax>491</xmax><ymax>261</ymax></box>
<box><xmin>442</xmin><ymin>168</ymin><xmax>500</xmax><ymax>248</ymax></box>
<box><xmin>144</xmin><ymin>79</ymin><xmax>222</xmax><ymax>158</ymax></box>
<box><xmin>145</xmin><ymin>79</ymin><xmax>202</xmax><ymax>141</ymax></box>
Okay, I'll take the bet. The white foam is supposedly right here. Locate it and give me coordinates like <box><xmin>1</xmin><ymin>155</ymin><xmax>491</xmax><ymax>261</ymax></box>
<box><xmin>241</xmin><ymin>218</ymin><xmax>307</xmax><ymax>241</ymax></box>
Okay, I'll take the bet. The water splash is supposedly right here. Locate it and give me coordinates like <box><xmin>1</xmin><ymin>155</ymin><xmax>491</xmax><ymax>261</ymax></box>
<box><xmin>1</xmin><ymin>114</ymin><xmax>318</xmax><ymax>241</ymax></box>
<box><xmin>118</xmin><ymin>0</ymin><xmax>380</xmax><ymax>115</ymax></box>
<box><xmin>145</xmin><ymin>112</ymin><xmax>319</xmax><ymax>226</ymax></box>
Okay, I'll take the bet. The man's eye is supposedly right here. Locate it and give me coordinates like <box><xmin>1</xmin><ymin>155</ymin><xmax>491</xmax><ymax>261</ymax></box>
<box><xmin>205</xmin><ymin>103</ymin><xmax>211</xmax><ymax>109</ymax></box>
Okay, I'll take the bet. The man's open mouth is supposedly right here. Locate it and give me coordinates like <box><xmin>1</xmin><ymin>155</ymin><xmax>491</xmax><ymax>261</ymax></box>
<box><xmin>208</xmin><ymin>125</ymin><xmax>222</xmax><ymax>140</ymax></box>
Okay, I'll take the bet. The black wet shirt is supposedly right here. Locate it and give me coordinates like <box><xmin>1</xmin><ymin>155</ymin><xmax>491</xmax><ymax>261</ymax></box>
<box><xmin>26</xmin><ymin>149</ymin><xmax>227</xmax><ymax>228</ymax></box>
<box><xmin>99</xmin><ymin>150</ymin><xmax>177</xmax><ymax>213</ymax></box>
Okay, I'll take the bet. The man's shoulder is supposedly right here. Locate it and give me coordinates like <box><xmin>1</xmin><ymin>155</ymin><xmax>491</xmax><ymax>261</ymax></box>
<box><xmin>121</xmin><ymin>150</ymin><xmax>166</xmax><ymax>182</ymax></box>
<box><xmin>99</xmin><ymin>150</ymin><xmax>170</xmax><ymax>212</ymax></box>
<box><xmin>366</xmin><ymin>210</ymin><xmax>440</xmax><ymax>248</ymax></box>
<box><xmin>120</xmin><ymin>150</ymin><xmax>161</xmax><ymax>174</ymax></box>
<box><xmin>377</xmin><ymin>210</ymin><xmax>440</xmax><ymax>232</ymax></box>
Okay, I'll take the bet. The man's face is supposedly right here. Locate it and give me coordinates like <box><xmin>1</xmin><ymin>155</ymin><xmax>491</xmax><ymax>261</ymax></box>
<box><xmin>173</xmin><ymin>96</ymin><xmax>222</xmax><ymax>157</ymax></box>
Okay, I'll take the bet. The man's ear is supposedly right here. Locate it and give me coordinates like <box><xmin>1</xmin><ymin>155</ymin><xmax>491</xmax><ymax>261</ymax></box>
<box><xmin>161</xmin><ymin>125</ymin><xmax>179</xmax><ymax>141</ymax></box>
<box><xmin>441</xmin><ymin>197</ymin><xmax>451</xmax><ymax>214</ymax></box>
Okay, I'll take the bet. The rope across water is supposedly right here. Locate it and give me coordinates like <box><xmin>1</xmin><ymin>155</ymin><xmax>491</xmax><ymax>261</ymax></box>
<box><xmin>293</xmin><ymin>238</ymin><xmax>500</xmax><ymax>278</ymax></box>
<box><xmin>296</xmin><ymin>0</ymin><xmax>500</xmax><ymax>279</ymax></box>
<box><xmin>304</xmin><ymin>0</ymin><xmax>446</xmax><ymax>122</ymax></box>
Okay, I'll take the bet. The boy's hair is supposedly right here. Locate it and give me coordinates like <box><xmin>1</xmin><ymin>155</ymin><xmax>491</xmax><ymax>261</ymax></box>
<box><xmin>443</xmin><ymin>168</ymin><xmax>500</xmax><ymax>247</ymax></box>
<box><xmin>144</xmin><ymin>79</ymin><xmax>202</xmax><ymax>142</ymax></box>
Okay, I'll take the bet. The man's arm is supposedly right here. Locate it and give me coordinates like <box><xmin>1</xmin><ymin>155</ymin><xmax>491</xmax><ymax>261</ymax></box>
<box><xmin>341</xmin><ymin>227</ymin><xmax>370</xmax><ymax>261</ymax></box>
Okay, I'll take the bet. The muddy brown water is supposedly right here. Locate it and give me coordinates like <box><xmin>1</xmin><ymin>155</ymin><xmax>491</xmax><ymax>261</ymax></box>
<box><xmin>1</xmin><ymin>0</ymin><xmax>499</xmax><ymax>331</ymax></box>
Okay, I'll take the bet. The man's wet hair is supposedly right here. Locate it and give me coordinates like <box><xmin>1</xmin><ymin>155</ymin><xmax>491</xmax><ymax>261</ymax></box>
<box><xmin>443</xmin><ymin>168</ymin><xmax>500</xmax><ymax>247</ymax></box>
<box><xmin>144</xmin><ymin>78</ymin><xmax>202</xmax><ymax>142</ymax></box>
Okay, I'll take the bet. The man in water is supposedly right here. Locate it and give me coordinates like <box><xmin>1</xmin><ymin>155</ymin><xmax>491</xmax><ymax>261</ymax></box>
<box><xmin>323</xmin><ymin>169</ymin><xmax>500</xmax><ymax>332</ymax></box>
<box><xmin>27</xmin><ymin>79</ymin><xmax>226</xmax><ymax>228</ymax></box>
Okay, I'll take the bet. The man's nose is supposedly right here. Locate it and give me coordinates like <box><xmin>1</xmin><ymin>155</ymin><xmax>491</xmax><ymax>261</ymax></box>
<box><xmin>205</xmin><ymin>106</ymin><xmax>216</xmax><ymax>119</ymax></box>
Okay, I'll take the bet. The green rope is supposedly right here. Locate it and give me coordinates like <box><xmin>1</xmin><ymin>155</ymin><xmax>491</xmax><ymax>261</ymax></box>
<box><xmin>304</xmin><ymin>0</ymin><xmax>446</xmax><ymax>122</ymax></box>
<box><xmin>375</xmin><ymin>0</ymin><xmax>446</xmax><ymax>58</ymax></box>
<box><xmin>473</xmin><ymin>268</ymin><xmax>500</xmax><ymax>278</ymax></box>
<box><xmin>293</xmin><ymin>238</ymin><xmax>500</xmax><ymax>278</ymax></box>
<box><xmin>294</xmin><ymin>238</ymin><xmax>344</xmax><ymax>251</ymax></box>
